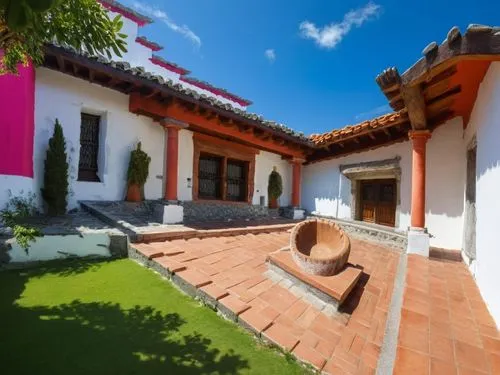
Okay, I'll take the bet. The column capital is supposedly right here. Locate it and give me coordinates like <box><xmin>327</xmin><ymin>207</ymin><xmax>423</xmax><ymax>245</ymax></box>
<box><xmin>289</xmin><ymin>157</ymin><xmax>306</xmax><ymax>165</ymax></box>
<box><xmin>161</xmin><ymin>116</ymin><xmax>188</xmax><ymax>130</ymax></box>
<box><xmin>408</xmin><ymin>129</ymin><xmax>431</xmax><ymax>141</ymax></box>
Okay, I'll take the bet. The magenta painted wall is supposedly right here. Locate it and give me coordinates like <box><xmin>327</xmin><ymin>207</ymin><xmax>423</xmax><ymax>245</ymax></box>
<box><xmin>0</xmin><ymin>63</ymin><xmax>35</xmax><ymax>177</ymax></box>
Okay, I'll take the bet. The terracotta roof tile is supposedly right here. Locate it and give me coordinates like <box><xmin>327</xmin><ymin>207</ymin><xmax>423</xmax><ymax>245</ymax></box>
<box><xmin>309</xmin><ymin>110</ymin><xmax>408</xmax><ymax>146</ymax></box>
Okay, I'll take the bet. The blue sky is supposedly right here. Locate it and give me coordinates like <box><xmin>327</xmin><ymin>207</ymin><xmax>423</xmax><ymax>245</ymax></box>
<box><xmin>122</xmin><ymin>0</ymin><xmax>499</xmax><ymax>135</ymax></box>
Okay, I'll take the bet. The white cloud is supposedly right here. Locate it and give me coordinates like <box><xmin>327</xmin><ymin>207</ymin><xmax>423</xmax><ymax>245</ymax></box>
<box><xmin>132</xmin><ymin>1</ymin><xmax>201</xmax><ymax>47</ymax></box>
<box><xmin>299</xmin><ymin>2</ymin><xmax>381</xmax><ymax>49</ymax></box>
<box><xmin>265</xmin><ymin>49</ymin><xmax>276</xmax><ymax>63</ymax></box>
<box><xmin>355</xmin><ymin>104</ymin><xmax>391</xmax><ymax>120</ymax></box>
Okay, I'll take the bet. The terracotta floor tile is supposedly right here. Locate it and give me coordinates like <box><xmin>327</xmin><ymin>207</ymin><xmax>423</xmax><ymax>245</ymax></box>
<box><xmin>457</xmin><ymin>366</ymin><xmax>489</xmax><ymax>375</ymax></box>
<box><xmin>454</xmin><ymin>340</ymin><xmax>489</xmax><ymax>373</ymax></box>
<box><xmin>452</xmin><ymin>325</ymin><xmax>483</xmax><ymax>347</ymax></box>
<box><xmin>323</xmin><ymin>357</ymin><xmax>357</xmax><ymax>375</ymax></box>
<box><xmin>478</xmin><ymin>323</ymin><xmax>500</xmax><ymax>339</ymax></box>
<box><xmin>262</xmin><ymin>323</ymin><xmax>300</xmax><ymax>352</ymax></box>
<box><xmin>153</xmin><ymin>256</ymin><xmax>187</xmax><ymax>273</ymax></box>
<box><xmin>292</xmin><ymin>342</ymin><xmax>327</xmax><ymax>370</ymax></box>
<box><xmin>400</xmin><ymin>308</ymin><xmax>430</xmax><ymax>332</ymax></box>
<box><xmin>393</xmin><ymin>346</ymin><xmax>430</xmax><ymax>375</ymax></box>
<box><xmin>315</xmin><ymin>337</ymin><xmax>335</xmax><ymax>359</ymax></box>
<box><xmin>398</xmin><ymin>324</ymin><xmax>430</xmax><ymax>354</ymax></box>
<box><xmin>239</xmin><ymin>308</ymin><xmax>273</xmax><ymax>334</ymax></box>
<box><xmin>218</xmin><ymin>295</ymin><xmax>251</xmax><ymax>316</ymax></box>
<box><xmin>198</xmin><ymin>283</ymin><xmax>228</xmax><ymax>301</ymax></box>
<box><xmin>176</xmin><ymin>269</ymin><xmax>212</xmax><ymax>288</ymax></box>
<box><xmin>430</xmin><ymin>333</ymin><xmax>455</xmax><ymax>362</ymax></box>
<box><xmin>488</xmin><ymin>352</ymin><xmax>500</xmax><ymax>374</ymax></box>
<box><xmin>430</xmin><ymin>320</ymin><xmax>453</xmax><ymax>338</ymax></box>
<box><xmin>482</xmin><ymin>335</ymin><xmax>500</xmax><ymax>354</ymax></box>
<box><xmin>430</xmin><ymin>357</ymin><xmax>457</xmax><ymax>375</ymax></box>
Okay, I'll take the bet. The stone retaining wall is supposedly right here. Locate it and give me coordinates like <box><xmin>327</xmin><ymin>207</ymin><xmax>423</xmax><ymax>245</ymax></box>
<box><xmin>182</xmin><ymin>201</ymin><xmax>270</xmax><ymax>222</ymax></box>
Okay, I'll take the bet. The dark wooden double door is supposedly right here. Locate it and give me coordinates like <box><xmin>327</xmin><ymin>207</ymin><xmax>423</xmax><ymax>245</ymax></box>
<box><xmin>360</xmin><ymin>179</ymin><xmax>397</xmax><ymax>227</ymax></box>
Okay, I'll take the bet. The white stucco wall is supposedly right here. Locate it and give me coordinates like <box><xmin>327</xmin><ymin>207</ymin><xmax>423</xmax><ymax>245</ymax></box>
<box><xmin>462</xmin><ymin>61</ymin><xmax>500</xmax><ymax>325</ymax></box>
<box><xmin>105</xmin><ymin>10</ymin><xmax>247</xmax><ymax>110</ymax></box>
<box><xmin>252</xmin><ymin>151</ymin><xmax>292</xmax><ymax>207</ymax></box>
<box><xmin>0</xmin><ymin>176</ymin><xmax>35</xmax><ymax>211</ymax></box>
<box><xmin>7</xmin><ymin>233</ymin><xmax>111</xmax><ymax>262</ymax></box>
<box><xmin>425</xmin><ymin>117</ymin><xmax>466</xmax><ymax>250</ymax></box>
<box><xmin>34</xmin><ymin>68</ymin><xmax>165</xmax><ymax>209</ymax></box>
<box><xmin>302</xmin><ymin>119</ymin><xmax>466</xmax><ymax>250</ymax></box>
<box><xmin>302</xmin><ymin>141</ymin><xmax>412</xmax><ymax>231</ymax></box>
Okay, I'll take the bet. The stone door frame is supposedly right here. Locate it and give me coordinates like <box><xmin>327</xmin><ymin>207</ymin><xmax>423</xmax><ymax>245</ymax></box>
<box><xmin>339</xmin><ymin>157</ymin><xmax>402</xmax><ymax>228</ymax></box>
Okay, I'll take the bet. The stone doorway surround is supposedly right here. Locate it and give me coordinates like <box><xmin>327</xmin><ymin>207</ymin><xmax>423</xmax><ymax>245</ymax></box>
<box><xmin>339</xmin><ymin>157</ymin><xmax>402</xmax><ymax>228</ymax></box>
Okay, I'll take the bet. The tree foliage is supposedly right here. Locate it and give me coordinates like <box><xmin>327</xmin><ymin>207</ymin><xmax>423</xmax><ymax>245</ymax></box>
<box><xmin>0</xmin><ymin>192</ymin><xmax>41</xmax><ymax>250</ymax></box>
<box><xmin>0</xmin><ymin>0</ymin><xmax>127</xmax><ymax>74</ymax></box>
<box><xmin>41</xmin><ymin>119</ymin><xmax>69</xmax><ymax>216</ymax></box>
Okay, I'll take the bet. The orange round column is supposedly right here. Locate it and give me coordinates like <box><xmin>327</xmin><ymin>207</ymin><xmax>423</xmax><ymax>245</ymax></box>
<box><xmin>165</xmin><ymin>126</ymin><xmax>180</xmax><ymax>201</ymax></box>
<box><xmin>409</xmin><ymin>130</ymin><xmax>431</xmax><ymax>228</ymax></box>
<box><xmin>291</xmin><ymin>159</ymin><xmax>304</xmax><ymax>208</ymax></box>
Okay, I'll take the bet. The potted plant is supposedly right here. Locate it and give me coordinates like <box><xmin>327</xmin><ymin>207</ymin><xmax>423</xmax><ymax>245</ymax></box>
<box><xmin>268</xmin><ymin>167</ymin><xmax>283</xmax><ymax>209</ymax></box>
<box><xmin>126</xmin><ymin>142</ymin><xmax>151</xmax><ymax>202</ymax></box>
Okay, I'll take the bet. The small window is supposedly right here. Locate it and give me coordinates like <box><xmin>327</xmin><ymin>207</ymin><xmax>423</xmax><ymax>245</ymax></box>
<box><xmin>78</xmin><ymin>113</ymin><xmax>101</xmax><ymax>182</ymax></box>
<box><xmin>198</xmin><ymin>154</ymin><xmax>223</xmax><ymax>199</ymax></box>
<box><xmin>226</xmin><ymin>159</ymin><xmax>248</xmax><ymax>201</ymax></box>
<box><xmin>197</xmin><ymin>154</ymin><xmax>249</xmax><ymax>202</ymax></box>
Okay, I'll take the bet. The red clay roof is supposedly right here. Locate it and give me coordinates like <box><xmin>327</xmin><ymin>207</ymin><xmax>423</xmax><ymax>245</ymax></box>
<box><xmin>310</xmin><ymin>110</ymin><xmax>408</xmax><ymax>146</ymax></box>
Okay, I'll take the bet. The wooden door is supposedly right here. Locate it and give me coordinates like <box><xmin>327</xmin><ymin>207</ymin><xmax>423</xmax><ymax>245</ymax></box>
<box><xmin>376</xmin><ymin>180</ymin><xmax>396</xmax><ymax>226</ymax></box>
<box><xmin>361</xmin><ymin>182</ymin><xmax>378</xmax><ymax>223</ymax></box>
<box><xmin>360</xmin><ymin>179</ymin><xmax>396</xmax><ymax>227</ymax></box>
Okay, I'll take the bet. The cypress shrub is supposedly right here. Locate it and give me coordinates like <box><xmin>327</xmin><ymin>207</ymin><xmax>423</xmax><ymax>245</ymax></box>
<box><xmin>41</xmin><ymin>119</ymin><xmax>69</xmax><ymax>216</ymax></box>
<box><xmin>268</xmin><ymin>168</ymin><xmax>283</xmax><ymax>200</ymax></box>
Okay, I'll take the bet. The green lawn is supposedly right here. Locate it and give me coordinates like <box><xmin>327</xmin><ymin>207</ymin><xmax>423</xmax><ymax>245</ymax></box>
<box><xmin>0</xmin><ymin>259</ymin><xmax>307</xmax><ymax>374</ymax></box>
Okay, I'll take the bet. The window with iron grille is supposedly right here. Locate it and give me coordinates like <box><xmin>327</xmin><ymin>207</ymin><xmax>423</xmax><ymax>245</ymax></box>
<box><xmin>197</xmin><ymin>154</ymin><xmax>249</xmax><ymax>202</ymax></box>
<box><xmin>227</xmin><ymin>159</ymin><xmax>248</xmax><ymax>201</ymax></box>
<box><xmin>78</xmin><ymin>113</ymin><xmax>101</xmax><ymax>182</ymax></box>
<box><xmin>198</xmin><ymin>154</ymin><xmax>223</xmax><ymax>199</ymax></box>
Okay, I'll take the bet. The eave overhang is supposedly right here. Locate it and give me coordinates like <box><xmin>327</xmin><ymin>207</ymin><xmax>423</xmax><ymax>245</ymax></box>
<box><xmin>42</xmin><ymin>45</ymin><xmax>313</xmax><ymax>159</ymax></box>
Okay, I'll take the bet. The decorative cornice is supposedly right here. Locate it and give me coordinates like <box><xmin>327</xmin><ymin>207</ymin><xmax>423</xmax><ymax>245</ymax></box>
<box><xmin>149</xmin><ymin>55</ymin><xmax>191</xmax><ymax>75</ymax></box>
<box><xmin>98</xmin><ymin>0</ymin><xmax>153</xmax><ymax>26</ymax></box>
<box><xmin>135</xmin><ymin>36</ymin><xmax>163</xmax><ymax>52</ymax></box>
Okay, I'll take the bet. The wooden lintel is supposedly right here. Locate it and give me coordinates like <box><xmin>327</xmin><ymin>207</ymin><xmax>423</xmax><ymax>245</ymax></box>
<box><xmin>400</xmin><ymin>84</ymin><xmax>427</xmax><ymax>130</ymax></box>
<box><xmin>128</xmin><ymin>97</ymin><xmax>306</xmax><ymax>158</ymax></box>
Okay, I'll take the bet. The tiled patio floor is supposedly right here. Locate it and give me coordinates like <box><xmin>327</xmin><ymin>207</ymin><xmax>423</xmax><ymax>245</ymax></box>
<box><xmin>135</xmin><ymin>232</ymin><xmax>400</xmax><ymax>373</ymax></box>
<box><xmin>393</xmin><ymin>254</ymin><xmax>500</xmax><ymax>375</ymax></box>
<box><xmin>133</xmin><ymin>233</ymin><xmax>500</xmax><ymax>374</ymax></box>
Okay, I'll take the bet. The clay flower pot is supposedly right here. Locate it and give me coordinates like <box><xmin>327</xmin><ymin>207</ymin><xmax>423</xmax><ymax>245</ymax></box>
<box><xmin>126</xmin><ymin>184</ymin><xmax>142</xmax><ymax>202</ymax></box>
<box><xmin>269</xmin><ymin>197</ymin><xmax>279</xmax><ymax>209</ymax></box>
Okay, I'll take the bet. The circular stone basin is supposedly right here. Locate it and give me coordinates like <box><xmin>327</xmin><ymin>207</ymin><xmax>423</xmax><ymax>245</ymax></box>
<box><xmin>290</xmin><ymin>219</ymin><xmax>351</xmax><ymax>276</ymax></box>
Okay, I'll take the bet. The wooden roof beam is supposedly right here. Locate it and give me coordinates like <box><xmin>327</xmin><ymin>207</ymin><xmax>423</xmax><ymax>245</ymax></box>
<box><xmin>400</xmin><ymin>84</ymin><xmax>427</xmax><ymax>130</ymax></box>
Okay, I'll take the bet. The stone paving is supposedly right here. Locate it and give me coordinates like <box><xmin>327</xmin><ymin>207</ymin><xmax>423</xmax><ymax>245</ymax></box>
<box><xmin>133</xmin><ymin>232</ymin><xmax>400</xmax><ymax>374</ymax></box>
<box><xmin>393</xmin><ymin>254</ymin><xmax>500</xmax><ymax>375</ymax></box>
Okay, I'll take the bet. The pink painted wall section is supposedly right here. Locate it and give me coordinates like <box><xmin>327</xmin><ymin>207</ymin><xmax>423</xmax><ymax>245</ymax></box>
<box><xmin>0</xmin><ymin>63</ymin><xmax>35</xmax><ymax>177</ymax></box>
